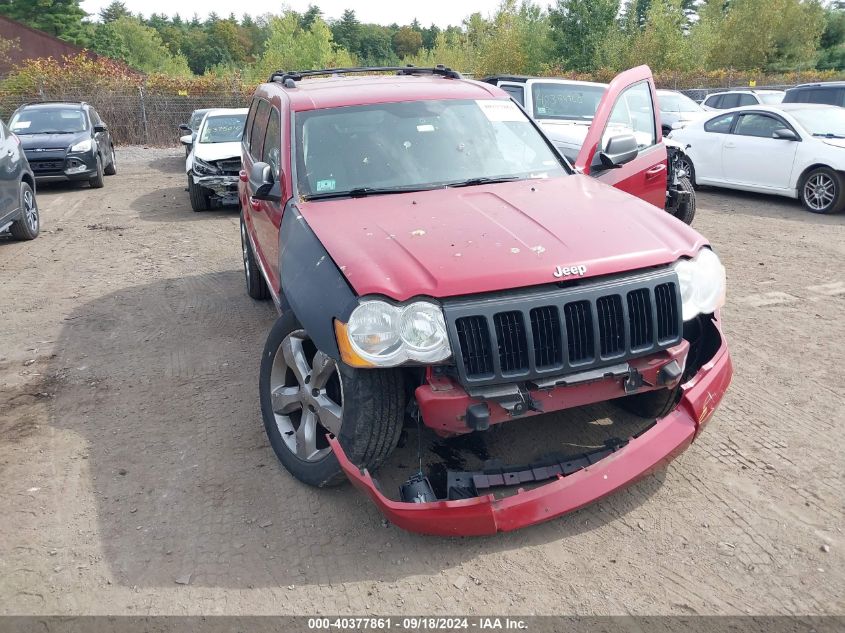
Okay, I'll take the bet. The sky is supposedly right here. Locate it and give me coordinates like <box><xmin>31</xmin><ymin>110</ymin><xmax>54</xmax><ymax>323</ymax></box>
<box><xmin>79</xmin><ymin>0</ymin><xmax>505</xmax><ymax>28</ymax></box>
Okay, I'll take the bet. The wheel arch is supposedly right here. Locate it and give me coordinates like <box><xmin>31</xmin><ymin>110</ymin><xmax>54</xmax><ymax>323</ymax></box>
<box><xmin>20</xmin><ymin>171</ymin><xmax>35</xmax><ymax>193</ymax></box>
<box><xmin>796</xmin><ymin>163</ymin><xmax>836</xmax><ymax>190</ymax></box>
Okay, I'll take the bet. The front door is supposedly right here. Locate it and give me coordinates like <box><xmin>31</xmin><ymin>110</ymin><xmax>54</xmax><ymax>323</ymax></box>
<box><xmin>721</xmin><ymin>112</ymin><xmax>798</xmax><ymax>190</ymax></box>
<box><xmin>574</xmin><ymin>65</ymin><xmax>668</xmax><ymax>209</ymax></box>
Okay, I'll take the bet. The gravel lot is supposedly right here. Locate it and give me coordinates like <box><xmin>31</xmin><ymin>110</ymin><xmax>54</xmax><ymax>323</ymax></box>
<box><xmin>0</xmin><ymin>147</ymin><xmax>842</xmax><ymax>616</ymax></box>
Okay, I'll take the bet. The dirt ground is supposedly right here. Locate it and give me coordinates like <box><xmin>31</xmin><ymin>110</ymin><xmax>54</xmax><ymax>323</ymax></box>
<box><xmin>0</xmin><ymin>147</ymin><xmax>842</xmax><ymax>616</ymax></box>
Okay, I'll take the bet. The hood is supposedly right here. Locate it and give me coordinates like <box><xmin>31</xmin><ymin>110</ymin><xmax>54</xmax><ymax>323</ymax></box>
<box><xmin>194</xmin><ymin>141</ymin><xmax>241</xmax><ymax>162</ymax></box>
<box><xmin>822</xmin><ymin>138</ymin><xmax>845</xmax><ymax>149</ymax></box>
<box><xmin>19</xmin><ymin>131</ymin><xmax>86</xmax><ymax>151</ymax></box>
<box><xmin>300</xmin><ymin>176</ymin><xmax>708</xmax><ymax>301</ymax></box>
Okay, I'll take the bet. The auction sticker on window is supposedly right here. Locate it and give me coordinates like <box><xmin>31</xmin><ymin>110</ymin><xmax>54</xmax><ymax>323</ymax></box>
<box><xmin>475</xmin><ymin>100</ymin><xmax>524</xmax><ymax>122</ymax></box>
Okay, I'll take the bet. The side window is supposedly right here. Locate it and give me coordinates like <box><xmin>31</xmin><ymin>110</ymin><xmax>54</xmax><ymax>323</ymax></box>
<box><xmin>248</xmin><ymin>99</ymin><xmax>271</xmax><ymax>159</ymax></box>
<box><xmin>720</xmin><ymin>93</ymin><xmax>740</xmax><ymax>108</ymax></box>
<box><xmin>500</xmin><ymin>84</ymin><xmax>525</xmax><ymax>106</ymax></box>
<box><xmin>602</xmin><ymin>81</ymin><xmax>656</xmax><ymax>150</ymax></box>
<box><xmin>262</xmin><ymin>108</ymin><xmax>281</xmax><ymax>179</ymax></box>
<box><xmin>88</xmin><ymin>108</ymin><xmax>102</xmax><ymax>126</ymax></box>
<box><xmin>806</xmin><ymin>88</ymin><xmax>840</xmax><ymax>106</ymax></box>
<box><xmin>737</xmin><ymin>94</ymin><xmax>757</xmax><ymax>106</ymax></box>
<box><xmin>704</xmin><ymin>113</ymin><xmax>735</xmax><ymax>133</ymax></box>
<box><xmin>734</xmin><ymin>113</ymin><xmax>784</xmax><ymax>138</ymax></box>
<box><xmin>243</xmin><ymin>98</ymin><xmax>258</xmax><ymax>149</ymax></box>
<box><xmin>704</xmin><ymin>94</ymin><xmax>721</xmax><ymax>109</ymax></box>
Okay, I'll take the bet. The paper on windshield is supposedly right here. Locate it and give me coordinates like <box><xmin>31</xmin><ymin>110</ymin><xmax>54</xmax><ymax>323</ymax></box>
<box><xmin>475</xmin><ymin>100</ymin><xmax>524</xmax><ymax>122</ymax></box>
<box><xmin>11</xmin><ymin>121</ymin><xmax>30</xmax><ymax>130</ymax></box>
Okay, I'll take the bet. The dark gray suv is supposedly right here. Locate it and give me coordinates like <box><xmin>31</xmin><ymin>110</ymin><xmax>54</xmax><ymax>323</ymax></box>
<box><xmin>0</xmin><ymin>120</ymin><xmax>38</xmax><ymax>240</ymax></box>
<box><xmin>8</xmin><ymin>102</ymin><xmax>116</xmax><ymax>188</ymax></box>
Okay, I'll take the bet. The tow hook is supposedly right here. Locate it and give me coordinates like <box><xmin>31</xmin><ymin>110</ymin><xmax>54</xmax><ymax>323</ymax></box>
<box><xmin>624</xmin><ymin>367</ymin><xmax>645</xmax><ymax>394</ymax></box>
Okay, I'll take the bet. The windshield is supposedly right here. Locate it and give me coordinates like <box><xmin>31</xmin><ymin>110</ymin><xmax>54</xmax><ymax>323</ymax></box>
<box><xmin>790</xmin><ymin>107</ymin><xmax>845</xmax><ymax>137</ymax></box>
<box><xmin>9</xmin><ymin>108</ymin><xmax>87</xmax><ymax>135</ymax></box>
<box><xmin>759</xmin><ymin>92</ymin><xmax>785</xmax><ymax>104</ymax></box>
<box><xmin>199</xmin><ymin>114</ymin><xmax>246</xmax><ymax>144</ymax></box>
<box><xmin>658</xmin><ymin>92</ymin><xmax>702</xmax><ymax>113</ymax></box>
<box><xmin>295</xmin><ymin>99</ymin><xmax>567</xmax><ymax>199</ymax></box>
<box><xmin>531</xmin><ymin>83</ymin><xmax>606</xmax><ymax>120</ymax></box>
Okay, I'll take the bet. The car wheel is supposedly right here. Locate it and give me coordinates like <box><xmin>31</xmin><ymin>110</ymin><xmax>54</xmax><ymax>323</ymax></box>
<box><xmin>800</xmin><ymin>167</ymin><xmax>845</xmax><ymax>214</ymax></box>
<box><xmin>188</xmin><ymin>174</ymin><xmax>210</xmax><ymax>211</ymax></box>
<box><xmin>9</xmin><ymin>182</ymin><xmax>39</xmax><ymax>240</ymax></box>
<box><xmin>104</xmin><ymin>146</ymin><xmax>117</xmax><ymax>176</ymax></box>
<box><xmin>615</xmin><ymin>384</ymin><xmax>681</xmax><ymax>420</ymax></box>
<box><xmin>260</xmin><ymin>312</ymin><xmax>406</xmax><ymax>488</ymax></box>
<box><xmin>677</xmin><ymin>154</ymin><xmax>696</xmax><ymax>188</ymax></box>
<box><xmin>89</xmin><ymin>156</ymin><xmax>105</xmax><ymax>189</ymax></box>
<box><xmin>240</xmin><ymin>213</ymin><xmax>269</xmax><ymax>300</ymax></box>
<box><xmin>671</xmin><ymin>176</ymin><xmax>696</xmax><ymax>225</ymax></box>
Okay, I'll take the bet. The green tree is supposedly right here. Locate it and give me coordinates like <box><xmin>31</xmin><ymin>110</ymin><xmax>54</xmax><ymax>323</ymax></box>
<box><xmin>392</xmin><ymin>25</ymin><xmax>423</xmax><ymax>57</ymax></box>
<box><xmin>300</xmin><ymin>5</ymin><xmax>322</xmax><ymax>30</ymax></box>
<box><xmin>0</xmin><ymin>0</ymin><xmax>87</xmax><ymax>41</ymax></box>
<box><xmin>107</xmin><ymin>16</ymin><xmax>192</xmax><ymax>75</ymax></box>
<box><xmin>356</xmin><ymin>24</ymin><xmax>396</xmax><ymax>64</ymax></box>
<box><xmin>625</xmin><ymin>0</ymin><xmax>690</xmax><ymax>71</ymax></box>
<box><xmin>331</xmin><ymin>9</ymin><xmax>360</xmax><ymax>53</ymax></box>
<box><xmin>818</xmin><ymin>5</ymin><xmax>845</xmax><ymax>69</ymax></box>
<box><xmin>99</xmin><ymin>1</ymin><xmax>131</xmax><ymax>23</ymax></box>
<box><xmin>549</xmin><ymin>0</ymin><xmax>620</xmax><ymax>71</ymax></box>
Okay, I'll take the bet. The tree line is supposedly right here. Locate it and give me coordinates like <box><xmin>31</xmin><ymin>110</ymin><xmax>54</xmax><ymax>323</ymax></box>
<box><xmin>1</xmin><ymin>0</ymin><xmax>843</xmax><ymax>79</ymax></box>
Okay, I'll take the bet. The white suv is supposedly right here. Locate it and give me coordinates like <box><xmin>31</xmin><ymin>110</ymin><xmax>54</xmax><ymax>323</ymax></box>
<box><xmin>701</xmin><ymin>89</ymin><xmax>785</xmax><ymax>110</ymax></box>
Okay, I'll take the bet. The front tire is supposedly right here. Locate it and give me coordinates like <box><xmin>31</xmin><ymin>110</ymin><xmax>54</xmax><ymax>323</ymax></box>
<box><xmin>89</xmin><ymin>156</ymin><xmax>104</xmax><ymax>189</ymax></box>
<box><xmin>800</xmin><ymin>167</ymin><xmax>845</xmax><ymax>214</ymax></box>
<box><xmin>240</xmin><ymin>213</ymin><xmax>269</xmax><ymax>300</ymax></box>
<box><xmin>260</xmin><ymin>312</ymin><xmax>406</xmax><ymax>488</ymax></box>
<box><xmin>188</xmin><ymin>174</ymin><xmax>210</xmax><ymax>211</ymax></box>
<box><xmin>9</xmin><ymin>182</ymin><xmax>39</xmax><ymax>240</ymax></box>
<box><xmin>671</xmin><ymin>176</ymin><xmax>696</xmax><ymax>225</ymax></box>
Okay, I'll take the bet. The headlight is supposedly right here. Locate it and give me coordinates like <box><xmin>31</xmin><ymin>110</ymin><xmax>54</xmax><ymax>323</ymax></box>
<box><xmin>69</xmin><ymin>139</ymin><xmax>92</xmax><ymax>152</ymax></box>
<box><xmin>193</xmin><ymin>157</ymin><xmax>219</xmax><ymax>175</ymax></box>
<box><xmin>673</xmin><ymin>248</ymin><xmax>726</xmax><ymax>321</ymax></box>
<box><xmin>340</xmin><ymin>299</ymin><xmax>452</xmax><ymax>367</ymax></box>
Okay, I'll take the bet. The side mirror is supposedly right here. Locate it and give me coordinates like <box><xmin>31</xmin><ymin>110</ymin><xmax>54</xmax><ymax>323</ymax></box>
<box><xmin>179</xmin><ymin>134</ymin><xmax>192</xmax><ymax>146</ymax></box>
<box><xmin>250</xmin><ymin>161</ymin><xmax>281</xmax><ymax>201</ymax></box>
<box><xmin>593</xmin><ymin>134</ymin><xmax>639</xmax><ymax>170</ymax></box>
<box><xmin>773</xmin><ymin>128</ymin><xmax>799</xmax><ymax>141</ymax></box>
<box><xmin>179</xmin><ymin>124</ymin><xmax>191</xmax><ymax>133</ymax></box>
<box><xmin>93</xmin><ymin>124</ymin><xmax>107</xmax><ymax>133</ymax></box>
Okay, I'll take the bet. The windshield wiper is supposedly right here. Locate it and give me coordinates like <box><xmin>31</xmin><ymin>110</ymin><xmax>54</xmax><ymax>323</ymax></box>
<box><xmin>813</xmin><ymin>133</ymin><xmax>845</xmax><ymax>139</ymax></box>
<box><xmin>446</xmin><ymin>176</ymin><xmax>521</xmax><ymax>188</ymax></box>
<box><xmin>29</xmin><ymin>130</ymin><xmax>77</xmax><ymax>135</ymax></box>
<box><xmin>304</xmin><ymin>185</ymin><xmax>434</xmax><ymax>201</ymax></box>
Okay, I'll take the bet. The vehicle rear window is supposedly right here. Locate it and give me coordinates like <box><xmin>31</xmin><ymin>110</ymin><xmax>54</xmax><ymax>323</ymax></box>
<box><xmin>704</xmin><ymin>113</ymin><xmax>734</xmax><ymax>133</ymax></box>
<box><xmin>9</xmin><ymin>108</ymin><xmax>87</xmax><ymax>135</ymax></box>
<box><xmin>531</xmin><ymin>83</ymin><xmax>606</xmax><ymax>120</ymax></box>
<box><xmin>500</xmin><ymin>84</ymin><xmax>525</xmax><ymax>106</ymax></box>
<box><xmin>703</xmin><ymin>94</ymin><xmax>722</xmax><ymax>109</ymax></box>
<box><xmin>720</xmin><ymin>93</ymin><xmax>740</xmax><ymax>108</ymax></box>
<box><xmin>759</xmin><ymin>92</ymin><xmax>785</xmax><ymax>104</ymax></box>
<box><xmin>295</xmin><ymin>99</ymin><xmax>566</xmax><ymax>198</ymax></box>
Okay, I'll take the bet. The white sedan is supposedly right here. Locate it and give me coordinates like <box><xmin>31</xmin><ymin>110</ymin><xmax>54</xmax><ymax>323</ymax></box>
<box><xmin>670</xmin><ymin>103</ymin><xmax>845</xmax><ymax>214</ymax></box>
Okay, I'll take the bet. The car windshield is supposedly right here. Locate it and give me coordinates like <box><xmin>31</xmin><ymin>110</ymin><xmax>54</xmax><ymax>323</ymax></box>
<box><xmin>295</xmin><ymin>99</ymin><xmax>567</xmax><ymax>199</ymax></box>
<box><xmin>658</xmin><ymin>93</ymin><xmax>702</xmax><ymax>113</ymax></box>
<box><xmin>759</xmin><ymin>92</ymin><xmax>785</xmax><ymax>104</ymax></box>
<box><xmin>790</xmin><ymin>107</ymin><xmax>845</xmax><ymax>137</ymax></box>
<box><xmin>199</xmin><ymin>114</ymin><xmax>246</xmax><ymax>143</ymax></box>
<box><xmin>531</xmin><ymin>83</ymin><xmax>606</xmax><ymax>120</ymax></box>
<box><xmin>9</xmin><ymin>108</ymin><xmax>87</xmax><ymax>134</ymax></box>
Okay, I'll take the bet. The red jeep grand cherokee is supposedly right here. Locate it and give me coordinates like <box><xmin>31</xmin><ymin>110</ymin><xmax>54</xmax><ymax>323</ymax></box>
<box><xmin>239</xmin><ymin>65</ymin><xmax>732</xmax><ymax>536</ymax></box>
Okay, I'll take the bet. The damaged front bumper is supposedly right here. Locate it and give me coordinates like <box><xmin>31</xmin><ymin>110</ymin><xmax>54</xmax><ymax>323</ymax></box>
<box><xmin>193</xmin><ymin>174</ymin><xmax>239</xmax><ymax>205</ymax></box>
<box><xmin>331</xmin><ymin>326</ymin><xmax>732</xmax><ymax>536</ymax></box>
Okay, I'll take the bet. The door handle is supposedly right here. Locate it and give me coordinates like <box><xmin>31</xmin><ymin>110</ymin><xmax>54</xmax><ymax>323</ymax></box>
<box><xmin>645</xmin><ymin>164</ymin><xmax>666</xmax><ymax>179</ymax></box>
<box><xmin>249</xmin><ymin>197</ymin><xmax>261</xmax><ymax>211</ymax></box>
<box><xmin>724</xmin><ymin>142</ymin><xmax>736</xmax><ymax>149</ymax></box>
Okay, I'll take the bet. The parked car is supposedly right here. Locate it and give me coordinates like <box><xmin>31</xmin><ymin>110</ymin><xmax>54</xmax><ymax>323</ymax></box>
<box><xmin>7</xmin><ymin>101</ymin><xmax>116</xmax><ymax>188</ymax></box>
<box><xmin>179</xmin><ymin>107</ymin><xmax>213</xmax><ymax>157</ymax></box>
<box><xmin>239</xmin><ymin>66</ymin><xmax>732</xmax><ymax>535</ymax></box>
<box><xmin>483</xmin><ymin>73</ymin><xmax>696</xmax><ymax>224</ymax></box>
<box><xmin>656</xmin><ymin>89</ymin><xmax>707</xmax><ymax>134</ymax></box>
<box><xmin>185</xmin><ymin>108</ymin><xmax>247</xmax><ymax>211</ymax></box>
<box><xmin>0</xmin><ymin>121</ymin><xmax>39</xmax><ymax>240</ymax></box>
<box><xmin>701</xmin><ymin>89</ymin><xmax>785</xmax><ymax>110</ymax></box>
<box><xmin>669</xmin><ymin>103</ymin><xmax>845</xmax><ymax>214</ymax></box>
<box><xmin>782</xmin><ymin>81</ymin><xmax>845</xmax><ymax>108</ymax></box>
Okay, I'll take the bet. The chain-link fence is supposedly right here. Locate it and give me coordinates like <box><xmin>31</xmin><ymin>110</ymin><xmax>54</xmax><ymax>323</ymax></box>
<box><xmin>0</xmin><ymin>79</ymin><xmax>250</xmax><ymax>146</ymax></box>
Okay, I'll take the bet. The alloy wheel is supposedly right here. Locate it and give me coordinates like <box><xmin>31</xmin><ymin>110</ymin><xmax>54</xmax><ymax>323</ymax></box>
<box><xmin>240</xmin><ymin>221</ymin><xmax>251</xmax><ymax>285</ymax></box>
<box><xmin>269</xmin><ymin>330</ymin><xmax>343</xmax><ymax>462</ymax></box>
<box><xmin>804</xmin><ymin>173</ymin><xmax>835</xmax><ymax>212</ymax></box>
<box><xmin>23</xmin><ymin>188</ymin><xmax>38</xmax><ymax>233</ymax></box>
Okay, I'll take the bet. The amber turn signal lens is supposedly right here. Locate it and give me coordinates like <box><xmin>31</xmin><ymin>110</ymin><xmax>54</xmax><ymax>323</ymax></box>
<box><xmin>334</xmin><ymin>319</ymin><xmax>375</xmax><ymax>368</ymax></box>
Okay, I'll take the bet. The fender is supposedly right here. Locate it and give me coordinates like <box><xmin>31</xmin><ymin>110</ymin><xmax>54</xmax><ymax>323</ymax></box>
<box><xmin>278</xmin><ymin>200</ymin><xmax>358</xmax><ymax>359</ymax></box>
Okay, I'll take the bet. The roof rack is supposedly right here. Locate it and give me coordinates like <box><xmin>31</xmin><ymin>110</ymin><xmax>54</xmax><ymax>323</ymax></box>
<box><xmin>20</xmin><ymin>100</ymin><xmax>87</xmax><ymax>107</ymax></box>
<box><xmin>268</xmin><ymin>65</ymin><xmax>462</xmax><ymax>88</ymax></box>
